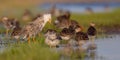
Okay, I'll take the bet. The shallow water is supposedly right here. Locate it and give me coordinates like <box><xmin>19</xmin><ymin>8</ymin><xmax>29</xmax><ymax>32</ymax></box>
<box><xmin>95</xmin><ymin>35</ymin><xmax>120</xmax><ymax>60</ymax></box>
<box><xmin>0</xmin><ymin>34</ymin><xmax>120</xmax><ymax>60</ymax></box>
<box><xmin>40</xmin><ymin>3</ymin><xmax>120</xmax><ymax>13</ymax></box>
<box><xmin>57</xmin><ymin>35</ymin><xmax>120</xmax><ymax>60</ymax></box>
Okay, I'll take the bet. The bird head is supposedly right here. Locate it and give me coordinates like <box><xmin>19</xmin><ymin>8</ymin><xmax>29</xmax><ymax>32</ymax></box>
<box><xmin>1</xmin><ymin>16</ymin><xmax>8</xmax><ymax>21</ymax></box>
<box><xmin>43</xmin><ymin>14</ymin><xmax>52</xmax><ymax>24</ymax></box>
<box><xmin>90</xmin><ymin>22</ymin><xmax>95</xmax><ymax>27</ymax></box>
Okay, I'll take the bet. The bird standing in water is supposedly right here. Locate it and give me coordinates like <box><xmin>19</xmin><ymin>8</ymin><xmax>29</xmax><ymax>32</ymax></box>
<box><xmin>60</xmin><ymin>26</ymin><xmax>75</xmax><ymax>41</ymax></box>
<box><xmin>87</xmin><ymin>22</ymin><xmax>97</xmax><ymax>44</ymax></box>
<box><xmin>87</xmin><ymin>22</ymin><xmax>97</xmax><ymax>50</ymax></box>
<box><xmin>75</xmin><ymin>25</ymin><xmax>89</xmax><ymax>51</ymax></box>
<box><xmin>20</xmin><ymin>13</ymin><xmax>52</xmax><ymax>43</ymax></box>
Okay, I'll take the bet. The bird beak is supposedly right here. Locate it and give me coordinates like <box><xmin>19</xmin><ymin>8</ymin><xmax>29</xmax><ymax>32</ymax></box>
<box><xmin>48</xmin><ymin>19</ymin><xmax>51</xmax><ymax>24</ymax></box>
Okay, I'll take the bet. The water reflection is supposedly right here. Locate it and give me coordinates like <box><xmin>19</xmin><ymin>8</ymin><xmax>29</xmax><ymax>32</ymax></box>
<box><xmin>0</xmin><ymin>34</ymin><xmax>120</xmax><ymax>60</ymax></box>
<box><xmin>95</xmin><ymin>35</ymin><xmax>120</xmax><ymax>60</ymax></box>
<box><xmin>58</xmin><ymin>35</ymin><xmax>120</xmax><ymax>60</ymax></box>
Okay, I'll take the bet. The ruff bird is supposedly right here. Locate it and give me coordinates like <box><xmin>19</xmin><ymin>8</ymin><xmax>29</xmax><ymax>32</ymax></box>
<box><xmin>87</xmin><ymin>22</ymin><xmax>97</xmax><ymax>43</ymax></box>
<box><xmin>20</xmin><ymin>13</ymin><xmax>52</xmax><ymax>43</ymax></box>
<box><xmin>44</xmin><ymin>29</ymin><xmax>60</xmax><ymax>48</ymax></box>
<box><xmin>1</xmin><ymin>17</ymin><xmax>17</xmax><ymax>36</ymax></box>
<box><xmin>87</xmin><ymin>22</ymin><xmax>97</xmax><ymax>50</ymax></box>
<box><xmin>60</xmin><ymin>27</ymin><xmax>75</xmax><ymax>41</ymax></box>
<box><xmin>60</xmin><ymin>26</ymin><xmax>78</xmax><ymax>46</ymax></box>
<box><xmin>54</xmin><ymin>14</ymin><xmax>79</xmax><ymax>29</ymax></box>
<box><xmin>22</xmin><ymin>9</ymin><xmax>33</xmax><ymax>21</ymax></box>
<box><xmin>50</xmin><ymin>5</ymin><xmax>71</xmax><ymax>17</ymax></box>
<box><xmin>74</xmin><ymin>25</ymin><xmax>91</xmax><ymax>51</ymax></box>
<box><xmin>11</xmin><ymin>20</ymin><xmax>22</xmax><ymax>40</ymax></box>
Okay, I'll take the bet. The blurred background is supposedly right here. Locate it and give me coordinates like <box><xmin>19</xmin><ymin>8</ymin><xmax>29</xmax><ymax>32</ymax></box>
<box><xmin>0</xmin><ymin>0</ymin><xmax>120</xmax><ymax>60</ymax></box>
<box><xmin>0</xmin><ymin>0</ymin><xmax>120</xmax><ymax>33</ymax></box>
<box><xmin>0</xmin><ymin>0</ymin><xmax>120</xmax><ymax>16</ymax></box>
<box><xmin>0</xmin><ymin>1</ymin><xmax>119</xmax><ymax>36</ymax></box>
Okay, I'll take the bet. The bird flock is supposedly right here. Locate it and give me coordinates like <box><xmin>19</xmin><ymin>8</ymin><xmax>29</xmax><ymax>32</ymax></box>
<box><xmin>1</xmin><ymin>9</ymin><xmax>97</xmax><ymax>52</ymax></box>
<box><xmin>1</xmin><ymin>13</ymin><xmax>51</xmax><ymax>43</ymax></box>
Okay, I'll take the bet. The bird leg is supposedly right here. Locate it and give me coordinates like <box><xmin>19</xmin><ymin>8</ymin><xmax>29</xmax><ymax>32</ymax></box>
<box><xmin>27</xmin><ymin>37</ymin><xmax>30</xmax><ymax>44</ymax></box>
<box><xmin>38</xmin><ymin>33</ymin><xmax>41</xmax><ymax>37</ymax></box>
<box><xmin>17</xmin><ymin>38</ymin><xmax>20</xmax><ymax>43</ymax></box>
<box><xmin>17</xmin><ymin>37</ymin><xmax>21</xmax><ymax>43</ymax></box>
<box><xmin>10</xmin><ymin>36</ymin><xmax>13</xmax><ymax>40</ymax></box>
<box><xmin>32</xmin><ymin>36</ymin><xmax>36</xmax><ymax>42</ymax></box>
<box><xmin>6</xmin><ymin>29</ymin><xmax>9</xmax><ymax>37</ymax></box>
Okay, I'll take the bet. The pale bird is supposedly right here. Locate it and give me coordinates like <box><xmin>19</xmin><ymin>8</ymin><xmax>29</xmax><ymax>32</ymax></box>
<box><xmin>20</xmin><ymin>13</ymin><xmax>52</xmax><ymax>43</ymax></box>
<box><xmin>44</xmin><ymin>29</ymin><xmax>60</xmax><ymax>48</ymax></box>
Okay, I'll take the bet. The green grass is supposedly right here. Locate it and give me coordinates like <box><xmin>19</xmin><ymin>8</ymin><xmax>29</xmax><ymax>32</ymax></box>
<box><xmin>0</xmin><ymin>36</ymin><xmax>87</xmax><ymax>60</ymax></box>
<box><xmin>44</xmin><ymin>9</ymin><xmax>120</xmax><ymax>34</ymax></box>
<box><xmin>0</xmin><ymin>43</ymin><xmax>60</xmax><ymax>60</ymax></box>
<box><xmin>1</xmin><ymin>9</ymin><xmax>120</xmax><ymax>34</ymax></box>
<box><xmin>72</xmin><ymin>11</ymin><xmax>120</xmax><ymax>26</ymax></box>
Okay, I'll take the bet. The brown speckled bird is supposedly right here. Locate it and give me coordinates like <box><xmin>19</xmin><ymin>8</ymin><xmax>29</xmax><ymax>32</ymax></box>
<box><xmin>2</xmin><ymin>17</ymin><xmax>18</xmax><ymax>36</ymax></box>
<box><xmin>11</xmin><ymin>20</ymin><xmax>21</xmax><ymax>39</ymax></box>
<box><xmin>54</xmin><ymin>13</ymin><xmax>79</xmax><ymax>29</ymax></box>
<box><xmin>20</xmin><ymin>13</ymin><xmax>52</xmax><ymax>43</ymax></box>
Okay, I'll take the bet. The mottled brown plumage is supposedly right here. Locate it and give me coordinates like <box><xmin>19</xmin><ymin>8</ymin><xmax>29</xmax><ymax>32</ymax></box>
<box><xmin>2</xmin><ymin>17</ymin><xmax>18</xmax><ymax>36</ymax></box>
<box><xmin>21</xmin><ymin>14</ymin><xmax>52</xmax><ymax>43</ymax></box>
<box><xmin>60</xmin><ymin>26</ymin><xmax>75</xmax><ymax>41</ymax></box>
<box><xmin>22</xmin><ymin>9</ymin><xmax>33</xmax><ymax>21</ymax></box>
<box><xmin>54</xmin><ymin>14</ymin><xmax>79</xmax><ymax>29</ymax></box>
<box><xmin>11</xmin><ymin>20</ymin><xmax>22</xmax><ymax>39</ymax></box>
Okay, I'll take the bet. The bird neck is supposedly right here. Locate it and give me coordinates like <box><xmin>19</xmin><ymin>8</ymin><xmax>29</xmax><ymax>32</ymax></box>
<box><xmin>42</xmin><ymin>18</ymin><xmax>48</xmax><ymax>27</ymax></box>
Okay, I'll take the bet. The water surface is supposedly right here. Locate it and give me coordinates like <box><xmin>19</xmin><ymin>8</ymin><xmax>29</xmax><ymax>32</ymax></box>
<box><xmin>40</xmin><ymin>3</ymin><xmax>120</xmax><ymax>13</ymax></box>
<box><xmin>0</xmin><ymin>34</ymin><xmax>120</xmax><ymax>60</ymax></box>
